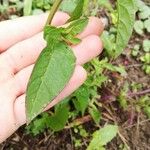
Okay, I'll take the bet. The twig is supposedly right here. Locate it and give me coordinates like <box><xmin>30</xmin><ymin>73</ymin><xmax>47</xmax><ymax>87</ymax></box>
<box><xmin>129</xmin><ymin>88</ymin><xmax>150</xmax><ymax>97</ymax></box>
<box><xmin>124</xmin><ymin>118</ymin><xmax>150</xmax><ymax>129</ymax></box>
<box><xmin>126</xmin><ymin>64</ymin><xmax>142</xmax><ymax>68</ymax></box>
<box><xmin>118</xmin><ymin>131</ymin><xmax>130</xmax><ymax>150</ymax></box>
<box><xmin>65</xmin><ymin>115</ymin><xmax>92</xmax><ymax>129</ymax></box>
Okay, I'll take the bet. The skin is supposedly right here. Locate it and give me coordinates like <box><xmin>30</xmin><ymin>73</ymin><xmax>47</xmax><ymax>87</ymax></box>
<box><xmin>0</xmin><ymin>12</ymin><xmax>104</xmax><ymax>143</ymax></box>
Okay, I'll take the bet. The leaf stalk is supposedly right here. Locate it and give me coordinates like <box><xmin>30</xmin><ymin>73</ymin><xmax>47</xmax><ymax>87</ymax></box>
<box><xmin>45</xmin><ymin>0</ymin><xmax>63</xmax><ymax>26</ymax></box>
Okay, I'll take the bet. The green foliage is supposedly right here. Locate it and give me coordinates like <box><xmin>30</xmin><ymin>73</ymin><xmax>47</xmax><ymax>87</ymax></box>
<box><xmin>68</xmin><ymin>0</ymin><xmax>85</xmax><ymax>22</ymax></box>
<box><xmin>48</xmin><ymin>100</ymin><xmax>69</xmax><ymax>131</ymax></box>
<box><xmin>26</xmin><ymin>34</ymin><xmax>76</xmax><ymax>123</ymax></box>
<box><xmin>32</xmin><ymin>0</ymin><xmax>52</xmax><ymax>10</ymax></box>
<box><xmin>60</xmin><ymin>0</ymin><xmax>77</xmax><ymax>13</ymax></box>
<box><xmin>87</xmin><ymin>125</ymin><xmax>118</xmax><ymax>150</ymax></box>
<box><xmin>114</xmin><ymin>0</ymin><xmax>137</xmax><ymax>58</ymax></box>
<box><xmin>101</xmin><ymin>0</ymin><xmax>137</xmax><ymax>59</ymax></box>
<box><xmin>63</xmin><ymin>18</ymin><xmax>88</xmax><ymax>44</ymax></box>
<box><xmin>144</xmin><ymin>18</ymin><xmax>150</xmax><ymax>32</ymax></box>
<box><xmin>98</xmin><ymin>0</ymin><xmax>113</xmax><ymax>12</ymax></box>
<box><xmin>137</xmin><ymin>96</ymin><xmax>150</xmax><ymax>118</ymax></box>
<box><xmin>89</xmin><ymin>104</ymin><xmax>101</xmax><ymax>125</ymax></box>
<box><xmin>134</xmin><ymin>0</ymin><xmax>150</xmax><ymax>35</ymax></box>
<box><xmin>132</xmin><ymin>1</ymin><xmax>150</xmax><ymax>75</ymax></box>
<box><xmin>101</xmin><ymin>31</ymin><xmax>115</xmax><ymax>57</ymax></box>
<box><xmin>140</xmin><ymin>52</ymin><xmax>150</xmax><ymax>75</ymax></box>
<box><xmin>131</xmin><ymin>44</ymin><xmax>140</xmax><ymax>57</ymax></box>
<box><xmin>143</xmin><ymin>39</ymin><xmax>150</xmax><ymax>52</ymax></box>
<box><xmin>73</xmin><ymin>85</ymin><xmax>90</xmax><ymax>115</ymax></box>
<box><xmin>134</xmin><ymin>20</ymin><xmax>144</xmax><ymax>35</ymax></box>
<box><xmin>26</xmin><ymin>1</ymin><xmax>88</xmax><ymax>123</ymax></box>
<box><xmin>136</xmin><ymin>0</ymin><xmax>150</xmax><ymax>19</ymax></box>
<box><xmin>26</xmin><ymin>113</ymin><xmax>50</xmax><ymax>135</ymax></box>
<box><xmin>117</xmin><ymin>83</ymin><xmax>129</xmax><ymax>109</ymax></box>
<box><xmin>21</xmin><ymin>0</ymin><xmax>144</xmax><ymax>148</ymax></box>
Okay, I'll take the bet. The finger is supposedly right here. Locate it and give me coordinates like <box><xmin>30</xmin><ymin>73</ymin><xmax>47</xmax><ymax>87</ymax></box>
<box><xmin>0</xmin><ymin>12</ymin><xmax>69</xmax><ymax>52</ymax></box>
<box><xmin>73</xmin><ymin>35</ymin><xmax>103</xmax><ymax>65</ymax></box>
<box><xmin>78</xmin><ymin>17</ymin><xmax>104</xmax><ymax>39</ymax></box>
<box><xmin>14</xmin><ymin>65</ymin><xmax>87</xmax><ymax>125</ymax></box>
<box><xmin>0</xmin><ymin>34</ymin><xmax>102</xmax><ymax>83</ymax></box>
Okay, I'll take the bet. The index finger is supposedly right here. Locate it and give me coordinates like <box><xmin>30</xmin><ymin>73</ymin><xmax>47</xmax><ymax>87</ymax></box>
<box><xmin>0</xmin><ymin>12</ymin><xmax>69</xmax><ymax>52</ymax></box>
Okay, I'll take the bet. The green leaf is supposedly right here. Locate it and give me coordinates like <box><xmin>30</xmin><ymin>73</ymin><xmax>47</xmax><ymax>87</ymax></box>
<box><xmin>140</xmin><ymin>53</ymin><xmax>150</xmax><ymax>64</ymax></box>
<box><xmin>61</xmin><ymin>0</ymin><xmax>77</xmax><ymax>13</ymax></box>
<box><xmin>114</xmin><ymin>0</ymin><xmax>136</xmax><ymax>58</ymax></box>
<box><xmin>26</xmin><ymin>26</ymin><xmax>76</xmax><ymax>123</ymax></box>
<box><xmin>134</xmin><ymin>20</ymin><xmax>144</xmax><ymax>35</ymax></box>
<box><xmin>101</xmin><ymin>31</ymin><xmax>114</xmax><ymax>56</ymax></box>
<box><xmin>62</xmin><ymin>18</ymin><xmax>88</xmax><ymax>44</ymax></box>
<box><xmin>143</xmin><ymin>39</ymin><xmax>150</xmax><ymax>52</ymax></box>
<box><xmin>144</xmin><ymin>106</ymin><xmax>150</xmax><ymax>118</ymax></box>
<box><xmin>65</xmin><ymin>18</ymin><xmax>88</xmax><ymax>36</ymax></box>
<box><xmin>23</xmin><ymin>0</ymin><xmax>33</xmax><ymax>16</ymax></box>
<box><xmin>68</xmin><ymin>0</ymin><xmax>85</xmax><ymax>22</ymax></box>
<box><xmin>44</xmin><ymin>26</ymin><xmax>63</xmax><ymax>42</ymax></box>
<box><xmin>48</xmin><ymin>101</ymin><xmax>69</xmax><ymax>131</ymax></box>
<box><xmin>144</xmin><ymin>18</ymin><xmax>150</xmax><ymax>33</ymax></box>
<box><xmin>73</xmin><ymin>85</ymin><xmax>90</xmax><ymax>115</ymax></box>
<box><xmin>101</xmin><ymin>60</ymin><xmax>127</xmax><ymax>77</ymax></box>
<box><xmin>63</xmin><ymin>34</ymin><xmax>81</xmax><ymax>45</ymax></box>
<box><xmin>26</xmin><ymin>113</ymin><xmax>50</xmax><ymax>136</ymax></box>
<box><xmin>139</xmin><ymin>5</ymin><xmax>150</xmax><ymax>19</ymax></box>
<box><xmin>89</xmin><ymin>105</ymin><xmax>101</xmax><ymax>125</ymax></box>
<box><xmin>87</xmin><ymin>125</ymin><xmax>118</xmax><ymax>150</ymax></box>
<box><xmin>98</xmin><ymin>0</ymin><xmax>113</xmax><ymax>12</ymax></box>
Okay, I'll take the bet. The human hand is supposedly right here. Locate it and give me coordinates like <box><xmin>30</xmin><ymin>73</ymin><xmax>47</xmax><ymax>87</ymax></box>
<box><xmin>0</xmin><ymin>12</ymin><xmax>104</xmax><ymax>143</ymax></box>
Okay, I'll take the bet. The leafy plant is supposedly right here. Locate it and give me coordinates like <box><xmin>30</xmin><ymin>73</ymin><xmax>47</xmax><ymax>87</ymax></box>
<box><xmin>26</xmin><ymin>0</ymin><xmax>88</xmax><ymax>123</ymax></box>
<box><xmin>87</xmin><ymin>125</ymin><xmax>118</xmax><ymax>150</ymax></box>
<box><xmin>24</xmin><ymin>0</ymin><xmax>137</xmax><ymax>148</ymax></box>
<box><xmin>136</xmin><ymin>96</ymin><xmax>150</xmax><ymax>118</ymax></box>
<box><xmin>101</xmin><ymin>0</ymin><xmax>137</xmax><ymax>58</ymax></box>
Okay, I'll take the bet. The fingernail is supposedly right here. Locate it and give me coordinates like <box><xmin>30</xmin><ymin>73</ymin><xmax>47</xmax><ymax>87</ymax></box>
<box><xmin>101</xmin><ymin>17</ymin><xmax>108</xmax><ymax>28</ymax></box>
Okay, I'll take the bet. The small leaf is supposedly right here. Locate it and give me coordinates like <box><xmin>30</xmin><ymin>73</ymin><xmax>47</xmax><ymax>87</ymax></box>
<box><xmin>134</xmin><ymin>20</ymin><xmax>144</xmax><ymax>35</ymax></box>
<box><xmin>89</xmin><ymin>105</ymin><xmax>101</xmax><ymax>125</ymax></box>
<box><xmin>140</xmin><ymin>53</ymin><xmax>150</xmax><ymax>64</ymax></box>
<box><xmin>144</xmin><ymin>106</ymin><xmax>150</xmax><ymax>118</ymax></box>
<box><xmin>73</xmin><ymin>85</ymin><xmax>90</xmax><ymax>115</ymax></box>
<box><xmin>114</xmin><ymin>0</ymin><xmax>137</xmax><ymax>58</ymax></box>
<box><xmin>139</xmin><ymin>6</ymin><xmax>150</xmax><ymax>19</ymax></box>
<box><xmin>23</xmin><ymin>0</ymin><xmax>33</xmax><ymax>16</ymax></box>
<box><xmin>48</xmin><ymin>101</ymin><xmax>69</xmax><ymax>131</ymax></box>
<box><xmin>143</xmin><ymin>39</ymin><xmax>150</xmax><ymax>52</ymax></box>
<box><xmin>68</xmin><ymin>0</ymin><xmax>85</xmax><ymax>22</ymax></box>
<box><xmin>65</xmin><ymin>18</ymin><xmax>88</xmax><ymax>36</ymax></box>
<box><xmin>61</xmin><ymin>0</ymin><xmax>77</xmax><ymax>13</ymax></box>
<box><xmin>101</xmin><ymin>31</ymin><xmax>114</xmax><ymax>56</ymax></box>
<box><xmin>26</xmin><ymin>113</ymin><xmax>50</xmax><ymax>136</ymax></box>
<box><xmin>98</xmin><ymin>0</ymin><xmax>114</xmax><ymax>12</ymax></box>
<box><xmin>62</xmin><ymin>18</ymin><xmax>88</xmax><ymax>44</ymax></box>
<box><xmin>64</xmin><ymin>34</ymin><xmax>81</xmax><ymax>45</ymax></box>
<box><xmin>87</xmin><ymin>125</ymin><xmax>118</xmax><ymax>150</ymax></box>
<box><xmin>144</xmin><ymin>18</ymin><xmax>150</xmax><ymax>33</ymax></box>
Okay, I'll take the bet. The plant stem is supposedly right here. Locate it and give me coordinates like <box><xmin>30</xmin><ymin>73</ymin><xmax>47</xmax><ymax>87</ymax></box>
<box><xmin>45</xmin><ymin>0</ymin><xmax>63</xmax><ymax>26</ymax></box>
